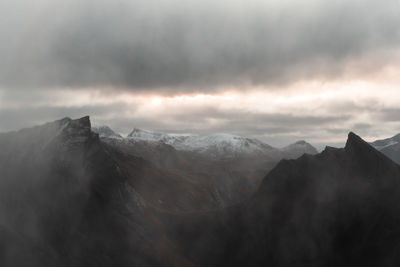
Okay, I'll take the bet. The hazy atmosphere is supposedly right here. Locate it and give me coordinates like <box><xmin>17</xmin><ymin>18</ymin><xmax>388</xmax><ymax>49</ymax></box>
<box><xmin>1</xmin><ymin>0</ymin><xmax>400</xmax><ymax>147</ymax></box>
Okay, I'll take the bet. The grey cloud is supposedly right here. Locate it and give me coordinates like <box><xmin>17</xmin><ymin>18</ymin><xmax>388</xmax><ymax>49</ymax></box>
<box><xmin>0</xmin><ymin>0</ymin><xmax>399</xmax><ymax>92</ymax></box>
<box><xmin>379</xmin><ymin>108</ymin><xmax>400</xmax><ymax>122</ymax></box>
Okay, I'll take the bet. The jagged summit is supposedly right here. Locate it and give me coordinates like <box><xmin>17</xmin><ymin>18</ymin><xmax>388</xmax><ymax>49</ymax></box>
<box><xmin>344</xmin><ymin>131</ymin><xmax>395</xmax><ymax>169</ymax></box>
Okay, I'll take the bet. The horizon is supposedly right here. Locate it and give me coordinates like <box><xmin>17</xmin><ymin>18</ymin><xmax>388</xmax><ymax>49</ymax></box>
<box><xmin>2</xmin><ymin>114</ymin><xmax>394</xmax><ymax>151</ymax></box>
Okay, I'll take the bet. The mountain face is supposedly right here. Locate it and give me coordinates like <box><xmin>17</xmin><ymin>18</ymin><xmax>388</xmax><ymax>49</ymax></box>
<box><xmin>371</xmin><ymin>133</ymin><xmax>400</xmax><ymax>164</ymax></box>
<box><xmin>164</xmin><ymin>132</ymin><xmax>400</xmax><ymax>267</ymax></box>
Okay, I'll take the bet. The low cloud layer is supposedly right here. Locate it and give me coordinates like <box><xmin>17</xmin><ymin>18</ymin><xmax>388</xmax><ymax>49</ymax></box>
<box><xmin>1</xmin><ymin>0</ymin><xmax>400</xmax><ymax>91</ymax></box>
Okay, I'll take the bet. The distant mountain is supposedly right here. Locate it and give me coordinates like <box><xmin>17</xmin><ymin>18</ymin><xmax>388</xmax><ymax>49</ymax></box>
<box><xmin>101</xmin><ymin>127</ymin><xmax>317</xmax><ymax>209</ymax></box>
<box><xmin>281</xmin><ymin>140</ymin><xmax>318</xmax><ymax>158</ymax></box>
<box><xmin>165</xmin><ymin>132</ymin><xmax>400</xmax><ymax>266</ymax></box>
<box><xmin>370</xmin><ymin>133</ymin><xmax>400</xmax><ymax>164</ymax></box>
<box><xmin>128</xmin><ymin>128</ymin><xmax>280</xmax><ymax>159</ymax></box>
<box><xmin>124</xmin><ymin>127</ymin><xmax>317</xmax><ymax>160</ymax></box>
<box><xmin>103</xmin><ymin>134</ymin><xmax>277</xmax><ymax>210</ymax></box>
<box><xmin>92</xmin><ymin>125</ymin><xmax>122</xmax><ymax>138</ymax></box>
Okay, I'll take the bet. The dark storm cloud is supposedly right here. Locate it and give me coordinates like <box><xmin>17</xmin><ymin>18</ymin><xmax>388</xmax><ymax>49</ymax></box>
<box><xmin>0</xmin><ymin>0</ymin><xmax>399</xmax><ymax>92</ymax></box>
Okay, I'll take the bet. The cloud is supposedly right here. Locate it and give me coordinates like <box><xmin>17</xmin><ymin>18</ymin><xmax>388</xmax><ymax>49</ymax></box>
<box><xmin>0</xmin><ymin>0</ymin><xmax>399</xmax><ymax>92</ymax></box>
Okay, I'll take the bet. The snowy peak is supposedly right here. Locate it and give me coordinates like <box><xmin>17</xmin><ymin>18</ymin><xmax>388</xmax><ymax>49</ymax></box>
<box><xmin>92</xmin><ymin>125</ymin><xmax>122</xmax><ymax>139</ymax></box>
<box><xmin>125</xmin><ymin>128</ymin><xmax>283</xmax><ymax>159</ymax></box>
<box><xmin>127</xmin><ymin>128</ymin><xmax>177</xmax><ymax>144</ymax></box>
<box><xmin>118</xmin><ymin>127</ymin><xmax>319</xmax><ymax>159</ymax></box>
<box><xmin>172</xmin><ymin>133</ymin><xmax>278</xmax><ymax>159</ymax></box>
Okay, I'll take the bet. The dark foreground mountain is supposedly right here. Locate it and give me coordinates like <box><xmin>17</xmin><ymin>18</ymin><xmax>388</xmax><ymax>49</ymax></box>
<box><xmin>163</xmin><ymin>132</ymin><xmax>400</xmax><ymax>267</ymax></box>
<box><xmin>2</xmin><ymin>117</ymin><xmax>400</xmax><ymax>267</ymax></box>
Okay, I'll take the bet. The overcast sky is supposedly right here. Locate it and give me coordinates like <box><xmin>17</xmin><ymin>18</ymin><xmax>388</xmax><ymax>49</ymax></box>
<box><xmin>1</xmin><ymin>0</ymin><xmax>400</xmax><ymax>148</ymax></box>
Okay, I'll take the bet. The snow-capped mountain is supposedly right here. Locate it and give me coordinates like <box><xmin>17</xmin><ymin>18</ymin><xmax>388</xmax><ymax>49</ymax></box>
<box><xmin>370</xmin><ymin>133</ymin><xmax>400</xmax><ymax>164</ymax></box>
<box><xmin>127</xmin><ymin>128</ymin><xmax>280</xmax><ymax>159</ymax></box>
<box><xmin>124</xmin><ymin>127</ymin><xmax>317</xmax><ymax>159</ymax></box>
<box><xmin>128</xmin><ymin>128</ymin><xmax>176</xmax><ymax>144</ymax></box>
<box><xmin>172</xmin><ymin>134</ymin><xmax>279</xmax><ymax>159</ymax></box>
<box><xmin>92</xmin><ymin>125</ymin><xmax>122</xmax><ymax>139</ymax></box>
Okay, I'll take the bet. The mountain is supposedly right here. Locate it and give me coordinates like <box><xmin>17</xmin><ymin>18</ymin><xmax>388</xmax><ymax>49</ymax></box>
<box><xmin>371</xmin><ymin>133</ymin><xmax>400</xmax><ymax>164</ymax></box>
<box><xmin>128</xmin><ymin>128</ymin><xmax>281</xmax><ymax>159</ymax></box>
<box><xmin>127</xmin><ymin>127</ymin><xmax>318</xmax><ymax>160</ymax></box>
<box><xmin>92</xmin><ymin>125</ymin><xmax>122</xmax><ymax>138</ymax></box>
<box><xmin>99</xmin><ymin>127</ymin><xmax>318</xmax><ymax>210</ymax></box>
<box><xmin>281</xmin><ymin>140</ymin><xmax>318</xmax><ymax>158</ymax></box>
<box><xmin>0</xmin><ymin>117</ymin><xmax>192</xmax><ymax>266</ymax></box>
<box><xmin>163</xmin><ymin>132</ymin><xmax>400</xmax><ymax>267</ymax></box>
<box><xmin>5</xmin><ymin>117</ymin><xmax>398</xmax><ymax>266</ymax></box>
<box><xmin>102</xmin><ymin>135</ymin><xmax>275</xmax><ymax>210</ymax></box>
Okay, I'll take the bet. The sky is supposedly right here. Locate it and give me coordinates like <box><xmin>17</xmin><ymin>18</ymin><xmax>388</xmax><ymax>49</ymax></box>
<box><xmin>1</xmin><ymin>0</ymin><xmax>400</xmax><ymax>148</ymax></box>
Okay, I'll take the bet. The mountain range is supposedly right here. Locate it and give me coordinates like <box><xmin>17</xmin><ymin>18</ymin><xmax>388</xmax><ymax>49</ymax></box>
<box><xmin>92</xmin><ymin>125</ymin><xmax>318</xmax><ymax>210</ymax></box>
<box><xmin>2</xmin><ymin>117</ymin><xmax>400</xmax><ymax>266</ymax></box>
<box><xmin>93</xmin><ymin>126</ymin><xmax>318</xmax><ymax>159</ymax></box>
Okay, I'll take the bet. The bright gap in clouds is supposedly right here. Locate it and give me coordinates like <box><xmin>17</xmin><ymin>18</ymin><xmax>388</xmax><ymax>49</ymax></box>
<box><xmin>2</xmin><ymin>77</ymin><xmax>399</xmax><ymax>150</ymax></box>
